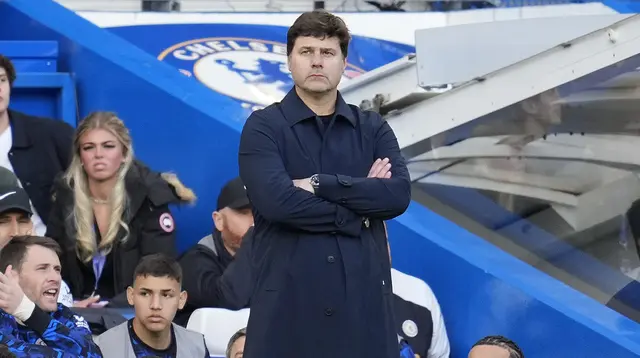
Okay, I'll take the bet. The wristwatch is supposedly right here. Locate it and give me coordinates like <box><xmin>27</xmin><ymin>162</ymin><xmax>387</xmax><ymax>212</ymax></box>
<box><xmin>310</xmin><ymin>174</ymin><xmax>320</xmax><ymax>192</ymax></box>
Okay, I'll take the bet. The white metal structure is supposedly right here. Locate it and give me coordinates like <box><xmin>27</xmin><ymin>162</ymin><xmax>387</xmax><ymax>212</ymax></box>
<box><xmin>338</xmin><ymin>55</ymin><xmax>450</xmax><ymax>114</ymax></box>
<box><xmin>339</xmin><ymin>14</ymin><xmax>640</xmax><ymax>236</ymax></box>
<box><xmin>55</xmin><ymin>0</ymin><xmax>432</xmax><ymax>12</ymax></box>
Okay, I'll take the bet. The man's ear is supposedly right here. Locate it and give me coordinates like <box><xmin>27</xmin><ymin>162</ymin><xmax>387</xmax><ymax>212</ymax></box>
<box><xmin>178</xmin><ymin>290</ymin><xmax>187</xmax><ymax>310</ymax></box>
<box><xmin>213</xmin><ymin>211</ymin><xmax>224</xmax><ymax>232</ymax></box>
<box><xmin>126</xmin><ymin>286</ymin><xmax>135</xmax><ymax>306</ymax></box>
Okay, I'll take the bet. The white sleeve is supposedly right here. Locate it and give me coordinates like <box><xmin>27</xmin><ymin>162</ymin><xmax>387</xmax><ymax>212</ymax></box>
<box><xmin>391</xmin><ymin>269</ymin><xmax>450</xmax><ymax>358</ymax></box>
<box><xmin>58</xmin><ymin>280</ymin><xmax>74</xmax><ymax>307</ymax></box>
<box><xmin>424</xmin><ymin>285</ymin><xmax>450</xmax><ymax>358</ymax></box>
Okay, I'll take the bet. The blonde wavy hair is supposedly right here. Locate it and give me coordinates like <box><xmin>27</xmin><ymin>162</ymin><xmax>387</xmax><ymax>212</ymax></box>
<box><xmin>65</xmin><ymin>112</ymin><xmax>133</xmax><ymax>263</ymax></box>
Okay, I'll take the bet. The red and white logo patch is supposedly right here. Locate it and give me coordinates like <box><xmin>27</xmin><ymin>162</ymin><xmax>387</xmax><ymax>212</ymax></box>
<box><xmin>159</xmin><ymin>213</ymin><xmax>175</xmax><ymax>233</ymax></box>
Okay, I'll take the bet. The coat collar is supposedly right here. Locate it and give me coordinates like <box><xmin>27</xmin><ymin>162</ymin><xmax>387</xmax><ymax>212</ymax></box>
<box><xmin>280</xmin><ymin>87</ymin><xmax>356</xmax><ymax>127</ymax></box>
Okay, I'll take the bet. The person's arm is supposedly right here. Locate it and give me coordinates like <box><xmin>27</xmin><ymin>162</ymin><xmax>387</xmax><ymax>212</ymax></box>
<box><xmin>181</xmin><ymin>229</ymin><xmax>255</xmax><ymax>310</ymax></box>
<box><xmin>238</xmin><ymin>112</ymin><xmax>362</xmax><ymax>236</ymax></box>
<box><xmin>216</xmin><ymin>227</ymin><xmax>255</xmax><ymax>309</ymax></box>
<box><xmin>314</xmin><ymin>120</ymin><xmax>411</xmax><ymax>220</ymax></box>
<box><xmin>22</xmin><ymin>305</ymin><xmax>103</xmax><ymax>357</ymax></box>
<box><xmin>179</xmin><ymin>248</ymin><xmax>226</xmax><ymax>308</ymax></box>
<box><xmin>139</xmin><ymin>203</ymin><xmax>178</xmax><ymax>258</ymax></box>
<box><xmin>424</xmin><ymin>286</ymin><xmax>450</xmax><ymax>358</ymax></box>
<box><xmin>0</xmin><ymin>323</ymin><xmax>81</xmax><ymax>357</ymax></box>
<box><xmin>0</xmin><ymin>267</ymin><xmax>101</xmax><ymax>357</ymax></box>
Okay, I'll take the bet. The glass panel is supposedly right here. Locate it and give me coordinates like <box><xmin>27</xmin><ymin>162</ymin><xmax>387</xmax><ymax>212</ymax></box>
<box><xmin>408</xmin><ymin>52</ymin><xmax>640</xmax><ymax>321</ymax></box>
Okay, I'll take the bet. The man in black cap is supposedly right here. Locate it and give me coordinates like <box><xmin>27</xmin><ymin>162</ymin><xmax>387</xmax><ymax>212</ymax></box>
<box><xmin>0</xmin><ymin>167</ymin><xmax>75</xmax><ymax>308</ymax></box>
<box><xmin>0</xmin><ymin>166</ymin><xmax>33</xmax><ymax>250</ymax></box>
<box><xmin>175</xmin><ymin>177</ymin><xmax>254</xmax><ymax>326</ymax></box>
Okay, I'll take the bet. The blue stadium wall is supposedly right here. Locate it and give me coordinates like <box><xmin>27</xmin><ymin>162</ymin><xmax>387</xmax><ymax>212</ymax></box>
<box><xmin>2</xmin><ymin>0</ymin><xmax>640</xmax><ymax>356</ymax></box>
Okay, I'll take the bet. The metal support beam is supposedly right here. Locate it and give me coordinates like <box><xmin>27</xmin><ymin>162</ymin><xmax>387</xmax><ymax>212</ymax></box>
<box><xmin>409</xmin><ymin>134</ymin><xmax>640</xmax><ymax>232</ymax></box>
<box><xmin>416</xmin><ymin>172</ymin><xmax>579</xmax><ymax>206</ymax></box>
<box><xmin>338</xmin><ymin>54</ymin><xmax>449</xmax><ymax>115</ymax></box>
<box><xmin>553</xmin><ymin>173</ymin><xmax>640</xmax><ymax>231</ymax></box>
<box><xmin>388</xmin><ymin>14</ymin><xmax>640</xmax><ymax>150</ymax></box>
<box><xmin>409</xmin><ymin>134</ymin><xmax>640</xmax><ymax>171</ymax></box>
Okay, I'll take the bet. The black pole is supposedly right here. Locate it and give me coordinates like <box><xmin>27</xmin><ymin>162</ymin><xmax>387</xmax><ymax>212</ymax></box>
<box><xmin>314</xmin><ymin>1</ymin><xmax>325</xmax><ymax>9</ymax></box>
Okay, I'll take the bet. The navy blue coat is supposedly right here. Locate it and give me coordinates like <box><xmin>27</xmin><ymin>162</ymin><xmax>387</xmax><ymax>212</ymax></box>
<box><xmin>238</xmin><ymin>88</ymin><xmax>411</xmax><ymax>358</ymax></box>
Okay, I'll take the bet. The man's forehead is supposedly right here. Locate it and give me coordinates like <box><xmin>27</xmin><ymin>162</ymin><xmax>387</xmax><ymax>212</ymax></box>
<box><xmin>295</xmin><ymin>36</ymin><xmax>341</xmax><ymax>49</ymax></box>
<box><xmin>134</xmin><ymin>275</ymin><xmax>180</xmax><ymax>290</ymax></box>
<box><xmin>23</xmin><ymin>245</ymin><xmax>60</xmax><ymax>265</ymax></box>
<box><xmin>0</xmin><ymin>68</ymin><xmax>6</xmax><ymax>76</ymax></box>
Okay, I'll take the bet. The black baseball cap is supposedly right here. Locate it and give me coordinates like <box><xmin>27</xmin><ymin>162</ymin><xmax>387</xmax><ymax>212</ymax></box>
<box><xmin>0</xmin><ymin>167</ymin><xmax>32</xmax><ymax>216</ymax></box>
<box><xmin>217</xmin><ymin>177</ymin><xmax>250</xmax><ymax>211</ymax></box>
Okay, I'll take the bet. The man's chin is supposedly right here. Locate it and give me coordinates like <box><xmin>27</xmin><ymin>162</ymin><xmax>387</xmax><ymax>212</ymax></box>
<box><xmin>37</xmin><ymin>298</ymin><xmax>59</xmax><ymax>312</ymax></box>
<box><xmin>301</xmin><ymin>84</ymin><xmax>332</xmax><ymax>94</ymax></box>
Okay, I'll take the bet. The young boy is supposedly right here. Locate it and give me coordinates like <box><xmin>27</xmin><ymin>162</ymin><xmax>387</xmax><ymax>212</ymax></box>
<box><xmin>95</xmin><ymin>254</ymin><xmax>209</xmax><ymax>357</ymax></box>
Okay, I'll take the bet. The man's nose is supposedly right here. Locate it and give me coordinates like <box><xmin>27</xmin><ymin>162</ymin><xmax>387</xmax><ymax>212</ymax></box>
<box><xmin>8</xmin><ymin>220</ymin><xmax>18</xmax><ymax>236</ymax></box>
<box><xmin>48</xmin><ymin>270</ymin><xmax>61</xmax><ymax>284</ymax></box>
<box><xmin>311</xmin><ymin>53</ymin><xmax>323</xmax><ymax>67</ymax></box>
<box><xmin>150</xmin><ymin>295</ymin><xmax>162</xmax><ymax>310</ymax></box>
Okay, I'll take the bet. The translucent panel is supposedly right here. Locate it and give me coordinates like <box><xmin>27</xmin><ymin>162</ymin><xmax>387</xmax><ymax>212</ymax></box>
<box><xmin>408</xmin><ymin>52</ymin><xmax>640</xmax><ymax>321</ymax></box>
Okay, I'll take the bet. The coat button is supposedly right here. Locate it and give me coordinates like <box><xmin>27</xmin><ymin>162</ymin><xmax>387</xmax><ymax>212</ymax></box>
<box><xmin>330</xmin><ymin>231</ymin><xmax>336</xmax><ymax>235</ymax></box>
<box><xmin>327</xmin><ymin>255</ymin><xmax>335</xmax><ymax>263</ymax></box>
<box><xmin>337</xmin><ymin>218</ymin><xmax>344</xmax><ymax>226</ymax></box>
<box><xmin>24</xmin><ymin>182</ymin><xmax>30</xmax><ymax>187</ymax></box>
<box><xmin>324</xmin><ymin>308</ymin><xmax>333</xmax><ymax>316</ymax></box>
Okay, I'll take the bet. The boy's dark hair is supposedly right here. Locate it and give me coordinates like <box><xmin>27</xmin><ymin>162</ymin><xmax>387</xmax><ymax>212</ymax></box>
<box><xmin>472</xmin><ymin>335</ymin><xmax>524</xmax><ymax>358</ymax></box>
<box><xmin>0</xmin><ymin>235</ymin><xmax>61</xmax><ymax>273</ymax></box>
<box><xmin>0</xmin><ymin>55</ymin><xmax>16</xmax><ymax>87</ymax></box>
<box><xmin>286</xmin><ymin>10</ymin><xmax>351</xmax><ymax>58</ymax></box>
<box><xmin>133</xmin><ymin>253</ymin><xmax>182</xmax><ymax>284</ymax></box>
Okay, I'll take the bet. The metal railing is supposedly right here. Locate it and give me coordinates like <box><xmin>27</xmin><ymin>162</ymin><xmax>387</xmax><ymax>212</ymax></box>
<box><xmin>56</xmin><ymin>0</ymin><xmax>600</xmax><ymax>13</ymax></box>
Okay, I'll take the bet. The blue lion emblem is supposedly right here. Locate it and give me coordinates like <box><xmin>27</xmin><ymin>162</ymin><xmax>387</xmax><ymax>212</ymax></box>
<box><xmin>216</xmin><ymin>58</ymin><xmax>293</xmax><ymax>93</ymax></box>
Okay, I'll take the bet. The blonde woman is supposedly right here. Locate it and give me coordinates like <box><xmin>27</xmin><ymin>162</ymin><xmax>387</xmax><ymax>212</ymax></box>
<box><xmin>45</xmin><ymin>112</ymin><xmax>195</xmax><ymax>307</ymax></box>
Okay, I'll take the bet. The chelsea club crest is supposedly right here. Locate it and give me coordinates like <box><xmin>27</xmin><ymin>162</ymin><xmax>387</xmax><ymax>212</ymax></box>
<box><xmin>158</xmin><ymin>37</ymin><xmax>365</xmax><ymax>111</ymax></box>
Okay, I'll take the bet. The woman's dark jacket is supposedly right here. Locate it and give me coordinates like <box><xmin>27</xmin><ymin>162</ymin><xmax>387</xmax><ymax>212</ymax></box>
<box><xmin>45</xmin><ymin>161</ymin><xmax>194</xmax><ymax>307</ymax></box>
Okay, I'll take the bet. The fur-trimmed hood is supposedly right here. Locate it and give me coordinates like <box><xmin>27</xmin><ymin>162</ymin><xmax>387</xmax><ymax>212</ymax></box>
<box><xmin>127</xmin><ymin>159</ymin><xmax>196</xmax><ymax>210</ymax></box>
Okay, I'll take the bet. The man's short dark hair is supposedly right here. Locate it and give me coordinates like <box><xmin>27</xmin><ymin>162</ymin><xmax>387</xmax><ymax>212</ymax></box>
<box><xmin>0</xmin><ymin>235</ymin><xmax>61</xmax><ymax>273</ymax></box>
<box><xmin>472</xmin><ymin>335</ymin><xmax>524</xmax><ymax>358</ymax></box>
<box><xmin>0</xmin><ymin>55</ymin><xmax>16</xmax><ymax>87</ymax></box>
<box><xmin>133</xmin><ymin>253</ymin><xmax>182</xmax><ymax>284</ymax></box>
<box><xmin>286</xmin><ymin>10</ymin><xmax>351</xmax><ymax>58</ymax></box>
